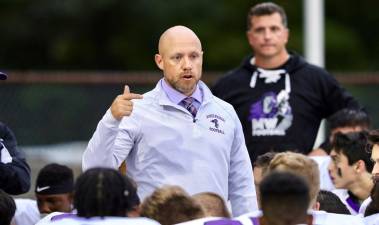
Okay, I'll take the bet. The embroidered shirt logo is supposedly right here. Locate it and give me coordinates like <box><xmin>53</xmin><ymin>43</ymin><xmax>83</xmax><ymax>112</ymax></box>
<box><xmin>211</xmin><ymin>119</ymin><xmax>219</xmax><ymax>129</ymax></box>
<box><xmin>207</xmin><ymin>114</ymin><xmax>225</xmax><ymax>134</ymax></box>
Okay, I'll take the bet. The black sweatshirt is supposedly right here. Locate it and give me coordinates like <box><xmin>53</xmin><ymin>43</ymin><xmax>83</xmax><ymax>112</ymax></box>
<box><xmin>212</xmin><ymin>54</ymin><xmax>360</xmax><ymax>164</ymax></box>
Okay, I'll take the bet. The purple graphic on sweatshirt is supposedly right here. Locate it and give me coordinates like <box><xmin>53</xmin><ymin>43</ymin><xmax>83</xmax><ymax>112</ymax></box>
<box><xmin>249</xmin><ymin>90</ymin><xmax>293</xmax><ymax>136</ymax></box>
<box><xmin>249</xmin><ymin>92</ymin><xmax>278</xmax><ymax>120</ymax></box>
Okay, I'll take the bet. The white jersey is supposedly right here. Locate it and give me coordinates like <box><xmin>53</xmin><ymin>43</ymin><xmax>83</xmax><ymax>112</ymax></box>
<box><xmin>364</xmin><ymin>213</ymin><xmax>379</xmax><ymax>225</ymax></box>
<box><xmin>50</xmin><ymin>217</ymin><xmax>161</xmax><ymax>225</ymax></box>
<box><xmin>360</xmin><ymin>197</ymin><xmax>372</xmax><ymax>215</ymax></box>
<box><xmin>312</xmin><ymin>210</ymin><xmax>364</xmax><ymax>225</ymax></box>
<box><xmin>309</xmin><ymin>156</ymin><xmax>335</xmax><ymax>191</ymax></box>
<box><xmin>233</xmin><ymin>210</ymin><xmax>364</xmax><ymax>225</ymax></box>
<box><xmin>12</xmin><ymin>199</ymin><xmax>40</xmax><ymax>225</ymax></box>
<box><xmin>175</xmin><ymin>217</ymin><xmax>259</xmax><ymax>225</ymax></box>
<box><xmin>35</xmin><ymin>212</ymin><xmax>76</xmax><ymax>225</ymax></box>
<box><xmin>333</xmin><ymin>189</ymin><xmax>362</xmax><ymax>215</ymax></box>
<box><xmin>175</xmin><ymin>217</ymin><xmax>224</xmax><ymax>225</ymax></box>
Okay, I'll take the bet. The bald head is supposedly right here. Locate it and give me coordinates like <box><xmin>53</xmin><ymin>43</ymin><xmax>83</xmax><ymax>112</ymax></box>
<box><xmin>158</xmin><ymin>26</ymin><xmax>202</xmax><ymax>55</ymax></box>
<box><xmin>155</xmin><ymin>25</ymin><xmax>203</xmax><ymax>96</ymax></box>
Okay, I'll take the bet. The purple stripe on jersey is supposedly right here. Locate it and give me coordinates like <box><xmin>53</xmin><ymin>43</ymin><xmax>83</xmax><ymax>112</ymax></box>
<box><xmin>204</xmin><ymin>219</ymin><xmax>243</xmax><ymax>225</ymax></box>
<box><xmin>51</xmin><ymin>213</ymin><xmax>76</xmax><ymax>221</ymax></box>
<box><xmin>346</xmin><ymin>196</ymin><xmax>360</xmax><ymax>213</ymax></box>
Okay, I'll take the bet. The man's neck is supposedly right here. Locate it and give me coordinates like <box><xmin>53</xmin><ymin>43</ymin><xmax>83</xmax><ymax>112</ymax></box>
<box><xmin>253</xmin><ymin>51</ymin><xmax>290</xmax><ymax>69</ymax></box>
<box><xmin>349</xmin><ymin>172</ymin><xmax>373</xmax><ymax>201</ymax></box>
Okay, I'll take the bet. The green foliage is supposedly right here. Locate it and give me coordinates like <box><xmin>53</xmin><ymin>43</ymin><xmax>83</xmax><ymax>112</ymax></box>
<box><xmin>0</xmin><ymin>1</ymin><xmax>377</xmax><ymax>71</ymax></box>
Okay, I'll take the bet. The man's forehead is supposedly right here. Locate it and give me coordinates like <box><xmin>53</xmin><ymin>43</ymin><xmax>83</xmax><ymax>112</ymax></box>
<box><xmin>250</xmin><ymin>13</ymin><xmax>283</xmax><ymax>26</ymax></box>
<box><xmin>36</xmin><ymin>193</ymin><xmax>71</xmax><ymax>199</ymax></box>
<box><xmin>330</xmin><ymin>149</ymin><xmax>345</xmax><ymax>158</ymax></box>
<box><xmin>371</xmin><ymin>144</ymin><xmax>379</xmax><ymax>158</ymax></box>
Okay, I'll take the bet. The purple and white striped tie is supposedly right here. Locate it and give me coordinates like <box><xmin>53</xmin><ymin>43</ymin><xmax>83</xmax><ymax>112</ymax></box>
<box><xmin>182</xmin><ymin>97</ymin><xmax>197</xmax><ymax>118</ymax></box>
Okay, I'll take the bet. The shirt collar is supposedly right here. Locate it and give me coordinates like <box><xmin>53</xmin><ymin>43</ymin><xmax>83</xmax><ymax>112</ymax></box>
<box><xmin>161</xmin><ymin>79</ymin><xmax>202</xmax><ymax>104</ymax></box>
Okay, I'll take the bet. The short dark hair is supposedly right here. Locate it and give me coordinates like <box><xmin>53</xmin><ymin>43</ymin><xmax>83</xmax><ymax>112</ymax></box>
<box><xmin>254</xmin><ymin>152</ymin><xmax>277</xmax><ymax>168</ymax></box>
<box><xmin>332</xmin><ymin>131</ymin><xmax>373</xmax><ymax>172</ymax></box>
<box><xmin>247</xmin><ymin>2</ymin><xmax>287</xmax><ymax>31</ymax></box>
<box><xmin>74</xmin><ymin>167</ymin><xmax>139</xmax><ymax>218</ymax></box>
<box><xmin>328</xmin><ymin>108</ymin><xmax>370</xmax><ymax>131</ymax></box>
<box><xmin>260</xmin><ymin>171</ymin><xmax>310</xmax><ymax>225</ymax></box>
<box><xmin>368</xmin><ymin>130</ymin><xmax>379</xmax><ymax>146</ymax></box>
<box><xmin>0</xmin><ymin>189</ymin><xmax>16</xmax><ymax>225</ymax></box>
<box><xmin>317</xmin><ymin>190</ymin><xmax>350</xmax><ymax>214</ymax></box>
<box><xmin>35</xmin><ymin>163</ymin><xmax>74</xmax><ymax>195</ymax></box>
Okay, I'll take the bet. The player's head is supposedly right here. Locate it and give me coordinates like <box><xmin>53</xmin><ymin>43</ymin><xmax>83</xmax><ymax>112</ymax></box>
<box><xmin>0</xmin><ymin>189</ymin><xmax>16</xmax><ymax>225</ymax></box>
<box><xmin>259</xmin><ymin>171</ymin><xmax>312</xmax><ymax>225</ymax></box>
<box><xmin>268</xmin><ymin>152</ymin><xmax>320</xmax><ymax>209</ymax></box>
<box><xmin>140</xmin><ymin>185</ymin><xmax>205</xmax><ymax>225</ymax></box>
<box><xmin>329</xmin><ymin>131</ymin><xmax>373</xmax><ymax>189</ymax></box>
<box><xmin>192</xmin><ymin>192</ymin><xmax>230</xmax><ymax>218</ymax></box>
<box><xmin>328</xmin><ymin>109</ymin><xmax>370</xmax><ymax>141</ymax></box>
<box><xmin>74</xmin><ymin>167</ymin><xmax>140</xmax><ymax>218</ymax></box>
<box><xmin>35</xmin><ymin>163</ymin><xmax>74</xmax><ymax>214</ymax></box>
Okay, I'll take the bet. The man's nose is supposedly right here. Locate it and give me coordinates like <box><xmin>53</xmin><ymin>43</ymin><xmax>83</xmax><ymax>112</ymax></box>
<box><xmin>182</xmin><ymin>57</ymin><xmax>192</xmax><ymax>69</ymax></box>
<box><xmin>39</xmin><ymin>202</ymin><xmax>52</xmax><ymax>214</ymax></box>
<box><xmin>263</xmin><ymin>30</ymin><xmax>272</xmax><ymax>39</ymax></box>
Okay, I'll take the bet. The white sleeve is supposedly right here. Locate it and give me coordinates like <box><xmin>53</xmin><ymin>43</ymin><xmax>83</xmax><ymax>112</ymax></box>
<box><xmin>13</xmin><ymin>199</ymin><xmax>40</xmax><ymax>225</ymax></box>
<box><xmin>82</xmin><ymin>109</ymin><xmax>122</xmax><ymax>170</ymax></box>
<box><xmin>228</xmin><ymin>113</ymin><xmax>258</xmax><ymax>216</ymax></box>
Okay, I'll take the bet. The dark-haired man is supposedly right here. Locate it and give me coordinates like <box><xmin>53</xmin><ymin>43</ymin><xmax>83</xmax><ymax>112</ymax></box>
<box><xmin>328</xmin><ymin>132</ymin><xmax>374</xmax><ymax>214</ymax></box>
<box><xmin>212</xmin><ymin>2</ymin><xmax>360</xmax><ymax>164</ymax></box>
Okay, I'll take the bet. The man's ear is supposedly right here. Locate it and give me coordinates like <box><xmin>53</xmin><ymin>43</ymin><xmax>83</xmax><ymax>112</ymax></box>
<box><xmin>313</xmin><ymin>201</ymin><xmax>320</xmax><ymax>211</ymax></box>
<box><xmin>155</xmin><ymin>54</ymin><xmax>164</xmax><ymax>70</ymax></box>
<box><xmin>356</xmin><ymin>159</ymin><xmax>366</xmax><ymax>173</ymax></box>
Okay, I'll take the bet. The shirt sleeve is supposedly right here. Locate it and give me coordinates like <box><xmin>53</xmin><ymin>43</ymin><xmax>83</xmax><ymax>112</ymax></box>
<box><xmin>0</xmin><ymin>122</ymin><xmax>31</xmax><ymax>195</ymax></box>
<box><xmin>82</xmin><ymin>108</ymin><xmax>141</xmax><ymax>171</ymax></box>
<box><xmin>82</xmin><ymin>109</ymin><xmax>123</xmax><ymax>170</ymax></box>
<box><xmin>228</xmin><ymin>110</ymin><xmax>258</xmax><ymax>216</ymax></box>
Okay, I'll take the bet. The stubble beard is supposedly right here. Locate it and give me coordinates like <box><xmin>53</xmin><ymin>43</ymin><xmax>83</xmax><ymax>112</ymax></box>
<box><xmin>173</xmin><ymin>78</ymin><xmax>199</xmax><ymax>96</ymax></box>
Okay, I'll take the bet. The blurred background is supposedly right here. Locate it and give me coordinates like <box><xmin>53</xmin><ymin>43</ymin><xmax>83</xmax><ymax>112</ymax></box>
<box><xmin>1</xmin><ymin>0</ymin><xmax>379</xmax><ymax>197</ymax></box>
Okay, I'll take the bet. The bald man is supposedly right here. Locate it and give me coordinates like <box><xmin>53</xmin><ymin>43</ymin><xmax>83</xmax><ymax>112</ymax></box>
<box><xmin>82</xmin><ymin>26</ymin><xmax>257</xmax><ymax>216</ymax></box>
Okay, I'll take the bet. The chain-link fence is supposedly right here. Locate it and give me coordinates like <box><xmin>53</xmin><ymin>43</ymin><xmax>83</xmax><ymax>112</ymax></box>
<box><xmin>1</xmin><ymin>71</ymin><xmax>379</xmax><ymax>198</ymax></box>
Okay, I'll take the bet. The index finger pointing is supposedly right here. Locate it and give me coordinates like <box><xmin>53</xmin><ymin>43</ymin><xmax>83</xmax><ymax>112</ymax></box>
<box><xmin>124</xmin><ymin>85</ymin><xmax>130</xmax><ymax>95</ymax></box>
<box><xmin>121</xmin><ymin>93</ymin><xmax>143</xmax><ymax>100</ymax></box>
<box><xmin>128</xmin><ymin>93</ymin><xmax>143</xmax><ymax>99</ymax></box>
